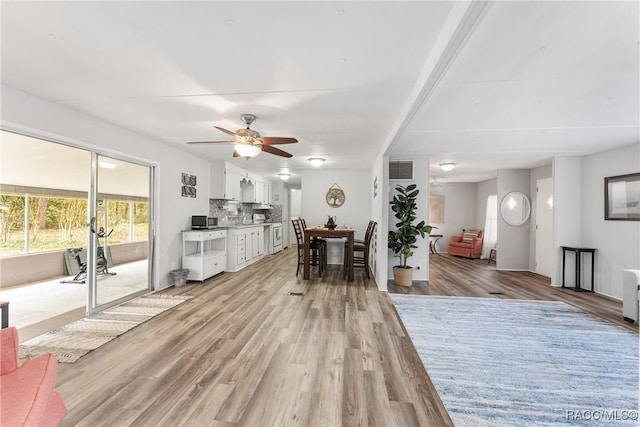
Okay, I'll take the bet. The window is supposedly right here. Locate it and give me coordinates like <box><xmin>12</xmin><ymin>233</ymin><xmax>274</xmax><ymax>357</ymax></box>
<box><xmin>0</xmin><ymin>194</ymin><xmax>88</xmax><ymax>256</ymax></box>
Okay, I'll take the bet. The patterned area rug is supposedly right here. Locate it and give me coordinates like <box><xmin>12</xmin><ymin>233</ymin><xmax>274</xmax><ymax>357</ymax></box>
<box><xmin>19</xmin><ymin>294</ymin><xmax>192</xmax><ymax>363</ymax></box>
<box><xmin>390</xmin><ymin>295</ymin><xmax>639</xmax><ymax>426</ymax></box>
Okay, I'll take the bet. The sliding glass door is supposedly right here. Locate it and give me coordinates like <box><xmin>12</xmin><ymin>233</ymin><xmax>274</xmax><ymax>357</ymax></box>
<box><xmin>0</xmin><ymin>129</ymin><xmax>154</xmax><ymax>329</ymax></box>
<box><xmin>88</xmin><ymin>154</ymin><xmax>153</xmax><ymax>313</ymax></box>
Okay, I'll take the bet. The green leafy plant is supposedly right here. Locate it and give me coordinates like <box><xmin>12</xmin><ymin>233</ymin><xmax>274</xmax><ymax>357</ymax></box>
<box><xmin>388</xmin><ymin>184</ymin><xmax>433</xmax><ymax>268</ymax></box>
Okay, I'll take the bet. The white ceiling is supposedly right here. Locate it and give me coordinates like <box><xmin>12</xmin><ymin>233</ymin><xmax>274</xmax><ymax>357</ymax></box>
<box><xmin>1</xmin><ymin>1</ymin><xmax>638</xmax><ymax>184</ymax></box>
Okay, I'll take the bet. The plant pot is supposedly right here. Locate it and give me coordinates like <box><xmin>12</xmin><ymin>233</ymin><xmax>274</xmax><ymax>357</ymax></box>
<box><xmin>393</xmin><ymin>266</ymin><xmax>413</xmax><ymax>287</ymax></box>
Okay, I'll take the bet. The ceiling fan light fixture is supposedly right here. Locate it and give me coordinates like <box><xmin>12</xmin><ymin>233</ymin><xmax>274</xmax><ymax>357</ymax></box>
<box><xmin>308</xmin><ymin>157</ymin><xmax>325</xmax><ymax>167</ymax></box>
<box><xmin>439</xmin><ymin>162</ymin><xmax>456</xmax><ymax>172</ymax></box>
<box><xmin>234</xmin><ymin>143</ymin><xmax>261</xmax><ymax>158</ymax></box>
<box><xmin>278</xmin><ymin>172</ymin><xmax>291</xmax><ymax>181</ymax></box>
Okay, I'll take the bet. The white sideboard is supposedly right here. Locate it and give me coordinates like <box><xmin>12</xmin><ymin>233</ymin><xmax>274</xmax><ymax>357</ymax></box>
<box><xmin>182</xmin><ymin>229</ymin><xmax>227</xmax><ymax>281</ymax></box>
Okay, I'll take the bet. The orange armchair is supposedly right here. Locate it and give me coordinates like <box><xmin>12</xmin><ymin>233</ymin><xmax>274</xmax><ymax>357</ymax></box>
<box><xmin>449</xmin><ymin>229</ymin><xmax>484</xmax><ymax>259</ymax></box>
<box><xmin>1</xmin><ymin>327</ymin><xmax>68</xmax><ymax>426</ymax></box>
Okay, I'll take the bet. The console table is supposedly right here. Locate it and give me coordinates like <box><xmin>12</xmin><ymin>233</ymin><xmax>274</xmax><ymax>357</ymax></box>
<box><xmin>561</xmin><ymin>246</ymin><xmax>597</xmax><ymax>292</ymax></box>
<box><xmin>429</xmin><ymin>234</ymin><xmax>443</xmax><ymax>255</ymax></box>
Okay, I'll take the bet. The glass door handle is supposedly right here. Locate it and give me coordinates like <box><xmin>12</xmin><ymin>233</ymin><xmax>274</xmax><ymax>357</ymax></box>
<box><xmin>89</xmin><ymin>217</ymin><xmax>97</xmax><ymax>234</ymax></box>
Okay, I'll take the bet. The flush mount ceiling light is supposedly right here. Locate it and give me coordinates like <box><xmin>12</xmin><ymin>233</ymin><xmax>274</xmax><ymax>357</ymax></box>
<box><xmin>278</xmin><ymin>172</ymin><xmax>291</xmax><ymax>181</ymax></box>
<box><xmin>308</xmin><ymin>157</ymin><xmax>325</xmax><ymax>167</ymax></box>
<box><xmin>233</xmin><ymin>143</ymin><xmax>262</xmax><ymax>158</ymax></box>
<box><xmin>98</xmin><ymin>161</ymin><xmax>118</xmax><ymax>169</ymax></box>
<box><xmin>439</xmin><ymin>163</ymin><xmax>456</xmax><ymax>172</ymax></box>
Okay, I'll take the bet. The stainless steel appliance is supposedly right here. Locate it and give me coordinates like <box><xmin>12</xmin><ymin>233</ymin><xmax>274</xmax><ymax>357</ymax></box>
<box><xmin>191</xmin><ymin>216</ymin><xmax>218</xmax><ymax>229</ymax></box>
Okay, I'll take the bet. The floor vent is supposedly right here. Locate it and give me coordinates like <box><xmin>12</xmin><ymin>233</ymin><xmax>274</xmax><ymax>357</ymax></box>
<box><xmin>488</xmin><ymin>292</ymin><xmax>504</xmax><ymax>295</ymax></box>
<box><xmin>288</xmin><ymin>292</ymin><xmax>304</xmax><ymax>296</ymax></box>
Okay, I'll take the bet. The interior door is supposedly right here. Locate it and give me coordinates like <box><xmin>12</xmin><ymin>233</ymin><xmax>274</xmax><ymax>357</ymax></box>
<box><xmin>87</xmin><ymin>154</ymin><xmax>153</xmax><ymax>314</ymax></box>
<box><xmin>535</xmin><ymin>177</ymin><xmax>553</xmax><ymax>278</ymax></box>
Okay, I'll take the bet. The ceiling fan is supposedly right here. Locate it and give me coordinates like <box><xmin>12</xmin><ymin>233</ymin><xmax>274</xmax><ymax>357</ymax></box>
<box><xmin>187</xmin><ymin>114</ymin><xmax>297</xmax><ymax>158</ymax></box>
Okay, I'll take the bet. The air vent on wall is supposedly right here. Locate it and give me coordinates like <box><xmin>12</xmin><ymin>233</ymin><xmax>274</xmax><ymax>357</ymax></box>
<box><xmin>389</xmin><ymin>161</ymin><xmax>414</xmax><ymax>180</ymax></box>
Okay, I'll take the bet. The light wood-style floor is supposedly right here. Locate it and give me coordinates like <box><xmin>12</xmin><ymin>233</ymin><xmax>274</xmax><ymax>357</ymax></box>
<box><xmin>390</xmin><ymin>253</ymin><xmax>637</xmax><ymax>334</ymax></box>
<box><xmin>56</xmin><ymin>248</ymin><xmax>636</xmax><ymax>426</ymax></box>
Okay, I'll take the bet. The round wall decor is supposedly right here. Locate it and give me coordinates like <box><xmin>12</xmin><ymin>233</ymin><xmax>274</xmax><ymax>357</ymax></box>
<box><xmin>326</xmin><ymin>183</ymin><xmax>346</xmax><ymax>208</ymax></box>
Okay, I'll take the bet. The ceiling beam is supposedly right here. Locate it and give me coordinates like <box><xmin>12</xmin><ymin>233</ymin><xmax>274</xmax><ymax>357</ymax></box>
<box><xmin>382</xmin><ymin>0</ymin><xmax>492</xmax><ymax>157</ymax></box>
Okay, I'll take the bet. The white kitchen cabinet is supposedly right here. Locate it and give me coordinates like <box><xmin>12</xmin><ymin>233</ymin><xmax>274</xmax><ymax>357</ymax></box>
<box><xmin>249</xmin><ymin>227</ymin><xmax>264</xmax><ymax>258</ymax></box>
<box><xmin>236</xmin><ymin>233</ymin><xmax>246</xmax><ymax>265</ymax></box>
<box><xmin>241</xmin><ymin>176</ymin><xmax>257</xmax><ymax>203</ymax></box>
<box><xmin>226</xmin><ymin>226</ymin><xmax>265</xmax><ymax>272</ymax></box>
<box><xmin>266</xmin><ymin>182</ymin><xmax>272</xmax><ymax>204</ymax></box>
<box><xmin>225</xmin><ymin>169</ymin><xmax>244</xmax><ymax>201</ymax></box>
<box><xmin>255</xmin><ymin>179</ymin><xmax>266</xmax><ymax>204</ymax></box>
<box><xmin>182</xmin><ymin>229</ymin><xmax>227</xmax><ymax>281</ymax></box>
<box><xmin>210</xmin><ymin>161</ymin><xmax>244</xmax><ymax>201</ymax></box>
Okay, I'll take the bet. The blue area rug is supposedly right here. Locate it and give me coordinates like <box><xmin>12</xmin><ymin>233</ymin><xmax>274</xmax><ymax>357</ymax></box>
<box><xmin>390</xmin><ymin>295</ymin><xmax>639</xmax><ymax>426</ymax></box>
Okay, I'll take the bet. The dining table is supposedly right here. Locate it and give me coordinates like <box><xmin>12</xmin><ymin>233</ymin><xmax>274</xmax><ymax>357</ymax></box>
<box><xmin>303</xmin><ymin>227</ymin><xmax>355</xmax><ymax>281</ymax></box>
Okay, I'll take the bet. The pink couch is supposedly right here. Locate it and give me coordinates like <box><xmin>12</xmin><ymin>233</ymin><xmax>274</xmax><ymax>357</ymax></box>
<box><xmin>1</xmin><ymin>327</ymin><xmax>67</xmax><ymax>427</ymax></box>
<box><xmin>449</xmin><ymin>229</ymin><xmax>484</xmax><ymax>259</ymax></box>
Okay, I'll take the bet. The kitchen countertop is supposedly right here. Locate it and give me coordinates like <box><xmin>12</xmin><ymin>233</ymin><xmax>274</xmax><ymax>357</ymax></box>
<box><xmin>184</xmin><ymin>223</ymin><xmax>281</xmax><ymax>231</ymax></box>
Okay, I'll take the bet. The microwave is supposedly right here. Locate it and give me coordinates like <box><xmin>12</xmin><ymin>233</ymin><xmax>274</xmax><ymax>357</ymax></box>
<box><xmin>191</xmin><ymin>216</ymin><xmax>217</xmax><ymax>229</ymax></box>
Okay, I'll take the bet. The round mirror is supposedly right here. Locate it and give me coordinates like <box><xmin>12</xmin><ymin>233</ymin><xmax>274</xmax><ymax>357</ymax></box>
<box><xmin>500</xmin><ymin>191</ymin><xmax>531</xmax><ymax>226</ymax></box>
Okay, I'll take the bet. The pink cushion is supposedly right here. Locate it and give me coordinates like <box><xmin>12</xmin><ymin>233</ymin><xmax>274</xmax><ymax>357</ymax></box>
<box><xmin>1</xmin><ymin>354</ymin><xmax>63</xmax><ymax>426</ymax></box>
<box><xmin>0</xmin><ymin>327</ymin><xmax>68</xmax><ymax>426</ymax></box>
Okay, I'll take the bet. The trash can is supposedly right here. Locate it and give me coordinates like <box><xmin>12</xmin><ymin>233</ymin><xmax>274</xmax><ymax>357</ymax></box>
<box><xmin>170</xmin><ymin>269</ymin><xmax>190</xmax><ymax>288</ymax></box>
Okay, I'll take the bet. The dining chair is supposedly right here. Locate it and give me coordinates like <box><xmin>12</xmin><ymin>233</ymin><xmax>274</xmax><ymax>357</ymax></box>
<box><xmin>344</xmin><ymin>220</ymin><xmax>376</xmax><ymax>279</ymax></box>
<box><xmin>299</xmin><ymin>217</ymin><xmax>327</xmax><ymax>269</ymax></box>
<box><xmin>292</xmin><ymin>218</ymin><xmax>324</xmax><ymax>277</ymax></box>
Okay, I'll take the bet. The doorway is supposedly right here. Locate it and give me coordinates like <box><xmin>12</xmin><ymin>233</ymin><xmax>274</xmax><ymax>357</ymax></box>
<box><xmin>535</xmin><ymin>177</ymin><xmax>553</xmax><ymax>278</ymax></box>
<box><xmin>89</xmin><ymin>154</ymin><xmax>153</xmax><ymax>313</ymax></box>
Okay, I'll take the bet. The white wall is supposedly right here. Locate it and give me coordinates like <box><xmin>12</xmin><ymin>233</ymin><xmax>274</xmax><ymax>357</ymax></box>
<box><xmin>300</xmin><ymin>169</ymin><xmax>370</xmax><ymax>264</ymax></box>
<box><xmin>370</xmin><ymin>154</ymin><xmax>386</xmax><ymax>288</ymax></box>
<box><xmin>430</xmin><ymin>183</ymin><xmax>478</xmax><ymax>253</ymax></box>
<box><xmin>1</xmin><ymin>85</ymin><xmax>211</xmax><ymax>290</ymax></box>
<box><xmin>581</xmin><ymin>143</ymin><xmax>640</xmax><ymax>299</ymax></box>
<box><xmin>552</xmin><ymin>156</ymin><xmax>583</xmax><ymax>286</ymax></box>
<box><xmin>497</xmin><ymin>169</ymin><xmax>531</xmax><ymax>270</ymax></box>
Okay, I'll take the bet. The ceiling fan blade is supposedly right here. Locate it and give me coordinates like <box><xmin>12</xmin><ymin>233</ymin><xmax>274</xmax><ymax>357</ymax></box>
<box><xmin>186</xmin><ymin>140</ymin><xmax>233</xmax><ymax>145</ymax></box>
<box><xmin>261</xmin><ymin>145</ymin><xmax>293</xmax><ymax>158</ymax></box>
<box><xmin>257</xmin><ymin>137</ymin><xmax>298</xmax><ymax>145</ymax></box>
<box><xmin>214</xmin><ymin>126</ymin><xmax>238</xmax><ymax>137</ymax></box>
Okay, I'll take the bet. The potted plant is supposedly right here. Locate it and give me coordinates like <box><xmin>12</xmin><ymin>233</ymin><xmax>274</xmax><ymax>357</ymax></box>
<box><xmin>388</xmin><ymin>183</ymin><xmax>433</xmax><ymax>287</ymax></box>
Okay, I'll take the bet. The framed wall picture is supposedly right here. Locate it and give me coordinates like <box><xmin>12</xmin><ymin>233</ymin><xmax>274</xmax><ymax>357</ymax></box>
<box><xmin>181</xmin><ymin>172</ymin><xmax>197</xmax><ymax>198</ymax></box>
<box><xmin>604</xmin><ymin>172</ymin><xmax>640</xmax><ymax>221</ymax></box>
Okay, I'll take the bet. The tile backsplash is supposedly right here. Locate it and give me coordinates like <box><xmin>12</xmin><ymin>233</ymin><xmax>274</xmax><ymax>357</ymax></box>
<box><xmin>209</xmin><ymin>199</ymin><xmax>282</xmax><ymax>225</ymax></box>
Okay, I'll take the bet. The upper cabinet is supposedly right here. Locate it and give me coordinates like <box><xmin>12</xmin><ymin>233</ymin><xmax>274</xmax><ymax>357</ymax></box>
<box><xmin>225</xmin><ymin>169</ymin><xmax>244</xmax><ymax>201</ymax></box>
<box><xmin>241</xmin><ymin>174</ymin><xmax>272</xmax><ymax>204</ymax></box>
<box><xmin>241</xmin><ymin>176</ymin><xmax>256</xmax><ymax>203</ymax></box>
<box><xmin>210</xmin><ymin>161</ymin><xmax>272</xmax><ymax>204</ymax></box>
<box><xmin>210</xmin><ymin>161</ymin><xmax>245</xmax><ymax>201</ymax></box>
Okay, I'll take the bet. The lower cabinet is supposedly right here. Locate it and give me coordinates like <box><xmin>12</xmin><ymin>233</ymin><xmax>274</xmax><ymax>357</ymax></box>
<box><xmin>182</xmin><ymin>230</ymin><xmax>227</xmax><ymax>281</ymax></box>
<box><xmin>227</xmin><ymin>227</ymin><xmax>265</xmax><ymax>272</ymax></box>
